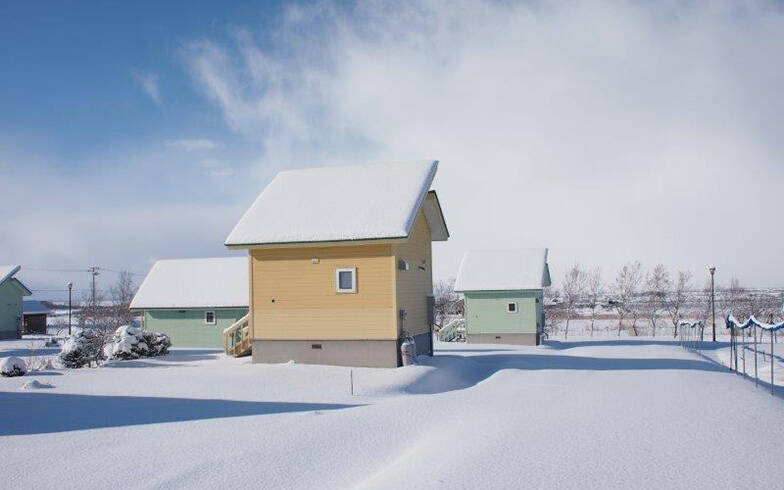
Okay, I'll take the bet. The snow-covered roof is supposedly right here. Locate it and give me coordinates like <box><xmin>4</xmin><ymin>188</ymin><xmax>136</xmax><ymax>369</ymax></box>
<box><xmin>23</xmin><ymin>300</ymin><xmax>50</xmax><ymax>315</ymax></box>
<box><xmin>130</xmin><ymin>257</ymin><xmax>248</xmax><ymax>310</ymax></box>
<box><xmin>0</xmin><ymin>265</ymin><xmax>21</xmax><ymax>286</ymax></box>
<box><xmin>454</xmin><ymin>249</ymin><xmax>552</xmax><ymax>292</ymax></box>
<box><xmin>225</xmin><ymin>160</ymin><xmax>447</xmax><ymax>246</ymax></box>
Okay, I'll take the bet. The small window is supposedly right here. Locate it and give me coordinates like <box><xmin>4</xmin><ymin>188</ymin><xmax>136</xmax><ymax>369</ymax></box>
<box><xmin>204</xmin><ymin>311</ymin><xmax>216</xmax><ymax>325</ymax></box>
<box><xmin>336</xmin><ymin>268</ymin><xmax>356</xmax><ymax>293</ymax></box>
<box><xmin>507</xmin><ymin>302</ymin><xmax>517</xmax><ymax>314</ymax></box>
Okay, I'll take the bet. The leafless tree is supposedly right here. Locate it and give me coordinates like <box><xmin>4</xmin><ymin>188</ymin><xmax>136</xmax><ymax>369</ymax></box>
<box><xmin>561</xmin><ymin>264</ymin><xmax>587</xmax><ymax>340</ymax></box>
<box><xmin>585</xmin><ymin>267</ymin><xmax>603</xmax><ymax>337</ymax></box>
<box><xmin>719</xmin><ymin>277</ymin><xmax>744</xmax><ymax>318</ymax></box>
<box><xmin>644</xmin><ymin>264</ymin><xmax>670</xmax><ymax>337</ymax></box>
<box><xmin>432</xmin><ymin>278</ymin><xmax>460</xmax><ymax>328</ymax></box>
<box><xmin>611</xmin><ymin>261</ymin><xmax>643</xmax><ymax>336</ymax></box>
<box><xmin>666</xmin><ymin>270</ymin><xmax>692</xmax><ymax>338</ymax></box>
<box><xmin>109</xmin><ymin>271</ymin><xmax>137</xmax><ymax>329</ymax></box>
<box><xmin>543</xmin><ymin>287</ymin><xmax>564</xmax><ymax>338</ymax></box>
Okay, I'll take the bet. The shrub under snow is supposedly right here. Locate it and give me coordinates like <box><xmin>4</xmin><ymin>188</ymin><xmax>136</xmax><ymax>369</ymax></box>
<box><xmin>59</xmin><ymin>330</ymin><xmax>105</xmax><ymax>369</ymax></box>
<box><xmin>107</xmin><ymin>326</ymin><xmax>171</xmax><ymax>361</ymax></box>
<box><xmin>1</xmin><ymin>356</ymin><xmax>27</xmax><ymax>377</ymax></box>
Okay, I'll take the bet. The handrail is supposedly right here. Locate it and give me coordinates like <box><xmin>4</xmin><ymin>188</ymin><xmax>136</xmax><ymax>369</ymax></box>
<box><xmin>223</xmin><ymin>313</ymin><xmax>251</xmax><ymax>356</ymax></box>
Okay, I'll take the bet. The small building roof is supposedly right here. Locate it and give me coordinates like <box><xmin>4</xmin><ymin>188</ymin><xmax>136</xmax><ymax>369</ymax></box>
<box><xmin>0</xmin><ymin>265</ymin><xmax>21</xmax><ymax>286</ymax></box>
<box><xmin>225</xmin><ymin>160</ymin><xmax>448</xmax><ymax>247</ymax></box>
<box><xmin>0</xmin><ymin>265</ymin><xmax>32</xmax><ymax>295</ymax></box>
<box><xmin>23</xmin><ymin>300</ymin><xmax>50</xmax><ymax>315</ymax></box>
<box><xmin>130</xmin><ymin>257</ymin><xmax>249</xmax><ymax>310</ymax></box>
<box><xmin>454</xmin><ymin>249</ymin><xmax>552</xmax><ymax>292</ymax></box>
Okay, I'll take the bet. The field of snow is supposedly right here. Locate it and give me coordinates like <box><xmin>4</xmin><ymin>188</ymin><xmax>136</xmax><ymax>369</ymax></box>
<box><xmin>2</xmin><ymin>337</ymin><xmax>783</xmax><ymax>489</ymax></box>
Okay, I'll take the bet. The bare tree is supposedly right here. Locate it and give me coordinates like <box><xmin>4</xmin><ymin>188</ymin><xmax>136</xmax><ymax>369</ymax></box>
<box><xmin>561</xmin><ymin>264</ymin><xmax>587</xmax><ymax>340</ymax></box>
<box><xmin>611</xmin><ymin>261</ymin><xmax>643</xmax><ymax>336</ymax></box>
<box><xmin>585</xmin><ymin>267</ymin><xmax>603</xmax><ymax>336</ymax></box>
<box><xmin>666</xmin><ymin>270</ymin><xmax>692</xmax><ymax>338</ymax></box>
<box><xmin>543</xmin><ymin>287</ymin><xmax>564</xmax><ymax>339</ymax></box>
<box><xmin>109</xmin><ymin>271</ymin><xmax>136</xmax><ymax>329</ymax></box>
<box><xmin>719</xmin><ymin>277</ymin><xmax>744</xmax><ymax>318</ymax></box>
<box><xmin>644</xmin><ymin>264</ymin><xmax>670</xmax><ymax>337</ymax></box>
<box><xmin>432</xmin><ymin>278</ymin><xmax>459</xmax><ymax>329</ymax></box>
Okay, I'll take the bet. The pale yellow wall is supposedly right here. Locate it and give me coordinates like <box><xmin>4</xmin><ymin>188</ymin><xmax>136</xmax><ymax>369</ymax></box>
<box><xmin>392</xmin><ymin>208</ymin><xmax>434</xmax><ymax>337</ymax></box>
<box><xmin>251</xmin><ymin>244</ymin><xmax>397</xmax><ymax>340</ymax></box>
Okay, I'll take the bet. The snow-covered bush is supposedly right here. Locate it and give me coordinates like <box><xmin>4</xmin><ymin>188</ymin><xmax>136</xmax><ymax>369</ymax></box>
<box><xmin>107</xmin><ymin>325</ymin><xmax>170</xmax><ymax>361</ymax></box>
<box><xmin>59</xmin><ymin>330</ymin><xmax>105</xmax><ymax>368</ymax></box>
<box><xmin>1</xmin><ymin>356</ymin><xmax>27</xmax><ymax>377</ymax></box>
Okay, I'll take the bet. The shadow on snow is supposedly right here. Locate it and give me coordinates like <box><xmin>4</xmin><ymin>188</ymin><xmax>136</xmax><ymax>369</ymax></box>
<box><xmin>0</xmin><ymin>392</ymin><xmax>361</xmax><ymax>436</ymax></box>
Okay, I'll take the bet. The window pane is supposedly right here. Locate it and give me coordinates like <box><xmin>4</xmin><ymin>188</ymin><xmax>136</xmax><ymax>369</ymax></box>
<box><xmin>339</xmin><ymin>271</ymin><xmax>353</xmax><ymax>290</ymax></box>
<box><xmin>507</xmin><ymin>303</ymin><xmax>516</xmax><ymax>312</ymax></box>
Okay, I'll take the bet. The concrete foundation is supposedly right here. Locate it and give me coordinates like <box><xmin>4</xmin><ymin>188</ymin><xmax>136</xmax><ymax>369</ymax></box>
<box><xmin>252</xmin><ymin>339</ymin><xmax>400</xmax><ymax>368</ymax></box>
<box><xmin>467</xmin><ymin>333</ymin><xmax>540</xmax><ymax>346</ymax></box>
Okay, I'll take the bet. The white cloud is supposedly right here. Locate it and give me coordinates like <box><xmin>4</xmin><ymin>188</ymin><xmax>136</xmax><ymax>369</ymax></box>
<box><xmin>180</xmin><ymin>0</ymin><xmax>784</xmax><ymax>287</ymax></box>
<box><xmin>133</xmin><ymin>70</ymin><xmax>162</xmax><ymax>105</ymax></box>
<box><xmin>166</xmin><ymin>138</ymin><xmax>221</xmax><ymax>151</ymax></box>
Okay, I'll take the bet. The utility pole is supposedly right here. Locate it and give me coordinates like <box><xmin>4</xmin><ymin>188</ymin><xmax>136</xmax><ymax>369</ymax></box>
<box><xmin>708</xmin><ymin>266</ymin><xmax>716</xmax><ymax>342</ymax></box>
<box><xmin>88</xmin><ymin>266</ymin><xmax>100</xmax><ymax>328</ymax></box>
<box><xmin>67</xmin><ymin>281</ymin><xmax>73</xmax><ymax>335</ymax></box>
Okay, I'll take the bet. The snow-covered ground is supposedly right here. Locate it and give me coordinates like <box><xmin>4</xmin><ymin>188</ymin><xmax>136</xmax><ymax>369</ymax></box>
<box><xmin>1</xmin><ymin>337</ymin><xmax>783</xmax><ymax>489</ymax></box>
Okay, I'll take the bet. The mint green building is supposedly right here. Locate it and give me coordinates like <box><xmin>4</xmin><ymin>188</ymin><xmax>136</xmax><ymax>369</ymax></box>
<box><xmin>130</xmin><ymin>257</ymin><xmax>248</xmax><ymax>348</ymax></box>
<box><xmin>0</xmin><ymin>265</ymin><xmax>32</xmax><ymax>340</ymax></box>
<box><xmin>454</xmin><ymin>249</ymin><xmax>551</xmax><ymax>345</ymax></box>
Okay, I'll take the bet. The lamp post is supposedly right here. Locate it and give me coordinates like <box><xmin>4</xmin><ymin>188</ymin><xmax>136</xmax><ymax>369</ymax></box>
<box><xmin>67</xmin><ymin>281</ymin><xmax>73</xmax><ymax>336</ymax></box>
<box><xmin>708</xmin><ymin>266</ymin><xmax>716</xmax><ymax>342</ymax></box>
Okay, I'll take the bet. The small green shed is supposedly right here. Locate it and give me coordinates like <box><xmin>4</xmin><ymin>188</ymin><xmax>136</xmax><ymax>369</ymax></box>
<box><xmin>0</xmin><ymin>265</ymin><xmax>32</xmax><ymax>340</ymax></box>
<box><xmin>454</xmin><ymin>249</ymin><xmax>551</xmax><ymax>345</ymax></box>
<box><xmin>130</xmin><ymin>257</ymin><xmax>248</xmax><ymax>348</ymax></box>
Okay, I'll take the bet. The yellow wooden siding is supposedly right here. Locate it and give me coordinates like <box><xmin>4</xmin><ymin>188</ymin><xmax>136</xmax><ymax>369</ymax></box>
<box><xmin>393</xmin><ymin>208</ymin><xmax>433</xmax><ymax>336</ymax></box>
<box><xmin>251</xmin><ymin>245</ymin><xmax>397</xmax><ymax>340</ymax></box>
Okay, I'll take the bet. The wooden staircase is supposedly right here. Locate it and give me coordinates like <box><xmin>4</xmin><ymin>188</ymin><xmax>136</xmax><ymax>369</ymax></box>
<box><xmin>223</xmin><ymin>313</ymin><xmax>252</xmax><ymax>357</ymax></box>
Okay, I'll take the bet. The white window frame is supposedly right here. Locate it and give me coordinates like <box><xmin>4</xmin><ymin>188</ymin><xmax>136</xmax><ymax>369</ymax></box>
<box><xmin>204</xmin><ymin>310</ymin><xmax>216</xmax><ymax>325</ymax></box>
<box><xmin>506</xmin><ymin>302</ymin><xmax>518</xmax><ymax>314</ymax></box>
<box><xmin>335</xmin><ymin>268</ymin><xmax>357</xmax><ymax>293</ymax></box>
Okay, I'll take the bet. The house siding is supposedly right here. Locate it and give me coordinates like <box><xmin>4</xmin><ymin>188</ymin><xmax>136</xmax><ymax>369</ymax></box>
<box><xmin>392</xmin><ymin>208</ymin><xmax>434</xmax><ymax>355</ymax></box>
<box><xmin>0</xmin><ymin>280</ymin><xmax>24</xmax><ymax>340</ymax></box>
<box><xmin>464</xmin><ymin>290</ymin><xmax>544</xmax><ymax>344</ymax></box>
<box><xmin>251</xmin><ymin>244</ymin><xmax>397</xmax><ymax>341</ymax></box>
<box><xmin>143</xmin><ymin>308</ymin><xmax>248</xmax><ymax>348</ymax></box>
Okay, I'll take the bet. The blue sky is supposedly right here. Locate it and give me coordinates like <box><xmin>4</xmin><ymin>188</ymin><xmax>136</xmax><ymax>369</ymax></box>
<box><xmin>2</xmin><ymin>0</ymin><xmax>783</xmax><ymax>299</ymax></box>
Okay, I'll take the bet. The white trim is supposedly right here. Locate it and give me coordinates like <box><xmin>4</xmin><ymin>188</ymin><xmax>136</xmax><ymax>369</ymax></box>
<box><xmin>204</xmin><ymin>310</ymin><xmax>216</xmax><ymax>325</ymax></box>
<box><xmin>506</xmin><ymin>302</ymin><xmax>518</xmax><ymax>314</ymax></box>
<box><xmin>335</xmin><ymin>268</ymin><xmax>357</xmax><ymax>293</ymax></box>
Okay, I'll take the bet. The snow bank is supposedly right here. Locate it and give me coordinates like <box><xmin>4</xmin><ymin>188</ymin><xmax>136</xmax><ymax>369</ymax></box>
<box><xmin>0</xmin><ymin>356</ymin><xmax>26</xmax><ymax>377</ymax></box>
<box><xmin>20</xmin><ymin>379</ymin><xmax>53</xmax><ymax>390</ymax></box>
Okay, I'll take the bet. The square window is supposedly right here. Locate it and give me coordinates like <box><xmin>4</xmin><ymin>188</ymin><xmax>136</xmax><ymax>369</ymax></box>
<box><xmin>336</xmin><ymin>268</ymin><xmax>356</xmax><ymax>293</ymax></box>
<box><xmin>507</xmin><ymin>302</ymin><xmax>517</xmax><ymax>313</ymax></box>
<box><xmin>204</xmin><ymin>311</ymin><xmax>216</xmax><ymax>325</ymax></box>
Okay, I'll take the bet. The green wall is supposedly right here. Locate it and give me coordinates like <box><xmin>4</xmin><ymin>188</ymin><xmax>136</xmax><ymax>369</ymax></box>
<box><xmin>463</xmin><ymin>290</ymin><xmax>544</xmax><ymax>335</ymax></box>
<box><xmin>143</xmin><ymin>308</ymin><xmax>248</xmax><ymax>348</ymax></box>
<box><xmin>0</xmin><ymin>280</ymin><xmax>26</xmax><ymax>340</ymax></box>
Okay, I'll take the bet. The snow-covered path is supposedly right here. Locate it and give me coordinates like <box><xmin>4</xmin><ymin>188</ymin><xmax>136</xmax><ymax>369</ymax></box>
<box><xmin>1</xmin><ymin>339</ymin><xmax>782</xmax><ymax>489</ymax></box>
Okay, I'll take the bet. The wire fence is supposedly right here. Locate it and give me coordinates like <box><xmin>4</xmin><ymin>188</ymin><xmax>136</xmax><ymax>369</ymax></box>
<box><xmin>678</xmin><ymin>317</ymin><xmax>783</xmax><ymax>396</ymax></box>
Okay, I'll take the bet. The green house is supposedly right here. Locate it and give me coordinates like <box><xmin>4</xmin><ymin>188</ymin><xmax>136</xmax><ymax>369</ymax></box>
<box><xmin>130</xmin><ymin>257</ymin><xmax>248</xmax><ymax>348</ymax></box>
<box><xmin>454</xmin><ymin>249</ymin><xmax>551</xmax><ymax>345</ymax></box>
<box><xmin>0</xmin><ymin>265</ymin><xmax>32</xmax><ymax>340</ymax></box>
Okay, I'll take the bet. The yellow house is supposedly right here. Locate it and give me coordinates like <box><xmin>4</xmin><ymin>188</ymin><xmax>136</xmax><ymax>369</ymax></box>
<box><xmin>225</xmin><ymin>160</ymin><xmax>449</xmax><ymax>367</ymax></box>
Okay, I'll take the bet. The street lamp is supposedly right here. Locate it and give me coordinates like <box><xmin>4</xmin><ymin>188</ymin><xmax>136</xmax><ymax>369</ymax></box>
<box><xmin>708</xmin><ymin>266</ymin><xmax>716</xmax><ymax>342</ymax></box>
<box><xmin>67</xmin><ymin>281</ymin><xmax>73</xmax><ymax>336</ymax></box>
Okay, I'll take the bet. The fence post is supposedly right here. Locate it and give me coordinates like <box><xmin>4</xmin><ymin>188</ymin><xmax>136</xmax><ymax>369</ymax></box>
<box><xmin>754</xmin><ymin>325</ymin><xmax>758</xmax><ymax>387</ymax></box>
<box><xmin>734</xmin><ymin>327</ymin><xmax>739</xmax><ymax>374</ymax></box>
<box><xmin>742</xmin><ymin>327</ymin><xmax>746</xmax><ymax>376</ymax></box>
<box><xmin>771</xmin><ymin>331</ymin><xmax>775</xmax><ymax>396</ymax></box>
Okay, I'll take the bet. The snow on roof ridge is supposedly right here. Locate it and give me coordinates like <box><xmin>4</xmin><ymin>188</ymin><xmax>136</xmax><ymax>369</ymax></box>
<box><xmin>130</xmin><ymin>256</ymin><xmax>248</xmax><ymax>310</ymax></box>
<box><xmin>225</xmin><ymin>160</ymin><xmax>439</xmax><ymax>246</ymax></box>
<box><xmin>454</xmin><ymin>248</ymin><xmax>551</xmax><ymax>292</ymax></box>
<box><xmin>0</xmin><ymin>265</ymin><xmax>21</xmax><ymax>286</ymax></box>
